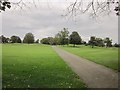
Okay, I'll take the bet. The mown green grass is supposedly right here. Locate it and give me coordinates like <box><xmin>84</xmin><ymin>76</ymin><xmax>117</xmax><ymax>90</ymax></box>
<box><xmin>2</xmin><ymin>44</ymin><xmax>86</xmax><ymax>88</ymax></box>
<box><xmin>61</xmin><ymin>45</ymin><xmax>119</xmax><ymax>70</ymax></box>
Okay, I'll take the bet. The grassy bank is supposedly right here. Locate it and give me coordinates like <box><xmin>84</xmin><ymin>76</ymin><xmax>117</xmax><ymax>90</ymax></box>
<box><xmin>61</xmin><ymin>45</ymin><xmax>119</xmax><ymax>70</ymax></box>
<box><xmin>2</xmin><ymin>44</ymin><xmax>86</xmax><ymax>88</ymax></box>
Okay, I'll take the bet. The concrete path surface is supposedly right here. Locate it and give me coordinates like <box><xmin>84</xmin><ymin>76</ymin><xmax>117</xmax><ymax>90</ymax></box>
<box><xmin>52</xmin><ymin>46</ymin><xmax>118</xmax><ymax>88</ymax></box>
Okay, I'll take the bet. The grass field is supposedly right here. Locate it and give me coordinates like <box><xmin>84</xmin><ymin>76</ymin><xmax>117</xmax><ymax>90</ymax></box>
<box><xmin>61</xmin><ymin>45</ymin><xmax>119</xmax><ymax>70</ymax></box>
<box><xmin>2</xmin><ymin>44</ymin><xmax>86</xmax><ymax>88</ymax></box>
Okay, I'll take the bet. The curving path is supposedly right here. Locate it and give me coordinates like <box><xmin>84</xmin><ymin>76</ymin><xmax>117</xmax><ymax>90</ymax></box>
<box><xmin>52</xmin><ymin>46</ymin><xmax>118</xmax><ymax>88</ymax></box>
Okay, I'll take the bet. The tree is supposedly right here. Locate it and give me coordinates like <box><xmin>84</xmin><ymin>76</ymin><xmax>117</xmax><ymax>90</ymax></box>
<box><xmin>10</xmin><ymin>36</ymin><xmax>21</xmax><ymax>43</ymax></box>
<box><xmin>70</xmin><ymin>31</ymin><xmax>82</xmax><ymax>47</ymax></box>
<box><xmin>54</xmin><ymin>35</ymin><xmax>61</xmax><ymax>45</ymax></box>
<box><xmin>48</xmin><ymin>37</ymin><xmax>54</xmax><ymax>45</ymax></box>
<box><xmin>57</xmin><ymin>28</ymin><xmax>69</xmax><ymax>45</ymax></box>
<box><xmin>0</xmin><ymin>35</ymin><xmax>8</xmax><ymax>43</ymax></box>
<box><xmin>6</xmin><ymin>37</ymin><xmax>10</xmax><ymax>43</ymax></box>
<box><xmin>89</xmin><ymin>36</ymin><xmax>96</xmax><ymax>48</ymax></box>
<box><xmin>40</xmin><ymin>37</ymin><xmax>56</xmax><ymax>45</ymax></box>
<box><xmin>0</xmin><ymin>0</ymin><xmax>11</xmax><ymax>12</ymax></box>
<box><xmin>40</xmin><ymin>38</ymin><xmax>49</xmax><ymax>44</ymax></box>
<box><xmin>104</xmin><ymin>37</ymin><xmax>112</xmax><ymax>47</ymax></box>
<box><xmin>95</xmin><ymin>38</ymin><xmax>105</xmax><ymax>47</ymax></box>
<box><xmin>23</xmin><ymin>33</ymin><xmax>34</xmax><ymax>44</ymax></box>
<box><xmin>0</xmin><ymin>0</ymin><xmax>40</xmax><ymax>12</ymax></box>
<box><xmin>114</xmin><ymin>43</ymin><xmax>120</xmax><ymax>47</ymax></box>
<box><xmin>65</xmin><ymin>0</ymin><xmax>120</xmax><ymax>17</ymax></box>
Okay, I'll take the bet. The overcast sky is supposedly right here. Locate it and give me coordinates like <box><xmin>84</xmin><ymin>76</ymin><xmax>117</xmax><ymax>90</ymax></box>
<box><xmin>0</xmin><ymin>0</ymin><xmax>118</xmax><ymax>43</ymax></box>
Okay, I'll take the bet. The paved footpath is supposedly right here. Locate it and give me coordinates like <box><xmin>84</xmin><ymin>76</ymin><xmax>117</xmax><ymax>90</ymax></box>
<box><xmin>52</xmin><ymin>46</ymin><xmax>118</xmax><ymax>88</ymax></box>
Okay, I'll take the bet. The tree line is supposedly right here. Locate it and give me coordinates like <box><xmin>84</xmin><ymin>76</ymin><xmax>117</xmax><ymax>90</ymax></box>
<box><xmin>0</xmin><ymin>33</ymin><xmax>39</xmax><ymax>44</ymax></box>
<box><xmin>40</xmin><ymin>28</ymin><xmax>119</xmax><ymax>48</ymax></box>
<box><xmin>0</xmin><ymin>28</ymin><xmax>120</xmax><ymax>48</ymax></box>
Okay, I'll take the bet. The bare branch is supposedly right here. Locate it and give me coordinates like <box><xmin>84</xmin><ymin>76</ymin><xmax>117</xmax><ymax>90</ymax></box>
<box><xmin>64</xmin><ymin>0</ymin><xmax>120</xmax><ymax>18</ymax></box>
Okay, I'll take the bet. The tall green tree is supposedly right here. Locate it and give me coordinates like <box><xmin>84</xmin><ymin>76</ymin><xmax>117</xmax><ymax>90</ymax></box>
<box><xmin>70</xmin><ymin>31</ymin><xmax>82</xmax><ymax>47</ymax></box>
<box><xmin>23</xmin><ymin>33</ymin><xmax>34</xmax><ymax>44</ymax></box>
<box><xmin>48</xmin><ymin>37</ymin><xmax>54</xmax><ymax>45</ymax></box>
<box><xmin>57</xmin><ymin>28</ymin><xmax>69</xmax><ymax>45</ymax></box>
<box><xmin>54</xmin><ymin>35</ymin><xmax>61</xmax><ymax>45</ymax></box>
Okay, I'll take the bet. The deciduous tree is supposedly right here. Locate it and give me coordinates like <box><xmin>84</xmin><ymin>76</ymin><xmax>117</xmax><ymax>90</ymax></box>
<box><xmin>104</xmin><ymin>37</ymin><xmax>112</xmax><ymax>47</ymax></box>
<box><xmin>57</xmin><ymin>28</ymin><xmax>69</xmax><ymax>45</ymax></box>
<box><xmin>23</xmin><ymin>33</ymin><xmax>34</xmax><ymax>44</ymax></box>
<box><xmin>95</xmin><ymin>38</ymin><xmax>105</xmax><ymax>47</ymax></box>
<box><xmin>70</xmin><ymin>31</ymin><xmax>82</xmax><ymax>47</ymax></box>
<box><xmin>10</xmin><ymin>35</ymin><xmax>21</xmax><ymax>43</ymax></box>
<box><xmin>0</xmin><ymin>35</ymin><xmax>9</xmax><ymax>43</ymax></box>
<box><xmin>40</xmin><ymin>38</ymin><xmax>49</xmax><ymax>44</ymax></box>
<box><xmin>89</xmin><ymin>36</ymin><xmax>96</xmax><ymax>48</ymax></box>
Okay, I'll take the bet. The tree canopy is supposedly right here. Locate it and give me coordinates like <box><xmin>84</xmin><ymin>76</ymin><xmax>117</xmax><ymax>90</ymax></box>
<box><xmin>104</xmin><ymin>37</ymin><xmax>112</xmax><ymax>47</ymax></box>
<box><xmin>40</xmin><ymin>37</ymin><xmax>55</xmax><ymax>45</ymax></box>
<box><xmin>70</xmin><ymin>31</ymin><xmax>82</xmax><ymax>46</ymax></box>
<box><xmin>56</xmin><ymin>28</ymin><xmax>69</xmax><ymax>45</ymax></box>
<box><xmin>0</xmin><ymin>35</ymin><xmax>9</xmax><ymax>43</ymax></box>
<box><xmin>23</xmin><ymin>33</ymin><xmax>35</xmax><ymax>44</ymax></box>
<box><xmin>10</xmin><ymin>35</ymin><xmax>21</xmax><ymax>43</ymax></box>
<box><xmin>89</xmin><ymin>36</ymin><xmax>97</xmax><ymax>48</ymax></box>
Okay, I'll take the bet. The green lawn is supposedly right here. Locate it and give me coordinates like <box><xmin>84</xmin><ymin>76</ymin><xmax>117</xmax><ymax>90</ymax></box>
<box><xmin>61</xmin><ymin>45</ymin><xmax>119</xmax><ymax>70</ymax></box>
<box><xmin>2</xmin><ymin>44</ymin><xmax>86</xmax><ymax>88</ymax></box>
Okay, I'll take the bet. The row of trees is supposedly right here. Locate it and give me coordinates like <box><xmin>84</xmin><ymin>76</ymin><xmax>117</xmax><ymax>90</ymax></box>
<box><xmin>88</xmin><ymin>36</ymin><xmax>113</xmax><ymax>48</ymax></box>
<box><xmin>0</xmin><ymin>33</ymin><xmax>39</xmax><ymax>44</ymax></box>
<box><xmin>40</xmin><ymin>28</ymin><xmax>119</xmax><ymax>48</ymax></box>
<box><xmin>0</xmin><ymin>28</ymin><xmax>120</xmax><ymax>48</ymax></box>
<box><xmin>41</xmin><ymin>28</ymin><xmax>82</xmax><ymax>47</ymax></box>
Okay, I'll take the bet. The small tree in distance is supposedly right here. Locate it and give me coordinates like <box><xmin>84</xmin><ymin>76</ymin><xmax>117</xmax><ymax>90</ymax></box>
<box><xmin>70</xmin><ymin>31</ymin><xmax>82</xmax><ymax>47</ymax></box>
<box><xmin>23</xmin><ymin>33</ymin><xmax>34</xmax><ymax>44</ymax></box>
<box><xmin>10</xmin><ymin>36</ymin><xmax>21</xmax><ymax>43</ymax></box>
<box><xmin>40</xmin><ymin>38</ymin><xmax>49</xmax><ymax>44</ymax></box>
<box><xmin>0</xmin><ymin>35</ymin><xmax>9</xmax><ymax>43</ymax></box>
<box><xmin>89</xmin><ymin>36</ymin><xmax>96</xmax><ymax>48</ymax></box>
<box><xmin>104</xmin><ymin>37</ymin><xmax>112</xmax><ymax>47</ymax></box>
